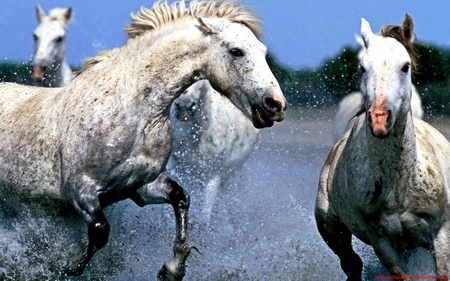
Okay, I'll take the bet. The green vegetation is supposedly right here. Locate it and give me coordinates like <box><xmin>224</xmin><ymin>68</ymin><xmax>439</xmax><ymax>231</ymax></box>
<box><xmin>0</xmin><ymin>62</ymin><xmax>34</xmax><ymax>85</ymax></box>
<box><xmin>2</xmin><ymin>42</ymin><xmax>450</xmax><ymax>115</ymax></box>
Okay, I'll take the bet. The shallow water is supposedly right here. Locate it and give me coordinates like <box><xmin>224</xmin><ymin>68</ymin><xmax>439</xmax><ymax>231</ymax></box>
<box><xmin>0</xmin><ymin>108</ymin><xmax>447</xmax><ymax>280</ymax></box>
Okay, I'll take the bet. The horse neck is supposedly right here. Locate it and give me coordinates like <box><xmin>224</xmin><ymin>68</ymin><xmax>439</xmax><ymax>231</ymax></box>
<box><xmin>123</xmin><ymin>30</ymin><xmax>208</xmax><ymax>117</ymax></box>
<box><xmin>366</xmin><ymin>111</ymin><xmax>417</xmax><ymax>186</ymax></box>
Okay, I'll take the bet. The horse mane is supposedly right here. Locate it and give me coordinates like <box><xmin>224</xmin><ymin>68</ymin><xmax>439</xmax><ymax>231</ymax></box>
<box><xmin>379</xmin><ymin>20</ymin><xmax>417</xmax><ymax>71</ymax></box>
<box><xmin>76</xmin><ymin>0</ymin><xmax>262</xmax><ymax>77</ymax></box>
<box><xmin>126</xmin><ymin>0</ymin><xmax>262</xmax><ymax>39</ymax></box>
<box><xmin>74</xmin><ymin>49</ymin><xmax>120</xmax><ymax>78</ymax></box>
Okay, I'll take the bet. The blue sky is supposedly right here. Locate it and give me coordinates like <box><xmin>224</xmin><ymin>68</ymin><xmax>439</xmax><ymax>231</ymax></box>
<box><xmin>1</xmin><ymin>1</ymin><xmax>450</xmax><ymax>69</ymax></box>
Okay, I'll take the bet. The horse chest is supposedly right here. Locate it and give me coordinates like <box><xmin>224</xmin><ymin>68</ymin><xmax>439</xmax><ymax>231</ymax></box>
<box><xmin>373</xmin><ymin>211</ymin><xmax>434</xmax><ymax>250</ymax></box>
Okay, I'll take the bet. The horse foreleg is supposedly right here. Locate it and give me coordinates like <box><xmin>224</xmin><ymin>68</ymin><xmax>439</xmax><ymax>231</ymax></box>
<box><xmin>64</xmin><ymin>181</ymin><xmax>111</xmax><ymax>276</ymax></box>
<box><xmin>158</xmin><ymin>179</ymin><xmax>198</xmax><ymax>281</ymax></box>
<box><xmin>433</xmin><ymin>222</ymin><xmax>450</xmax><ymax>278</ymax></box>
<box><xmin>315</xmin><ymin>210</ymin><xmax>363</xmax><ymax>280</ymax></box>
<box><xmin>203</xmin><ymin>175</ymin><xmax>221</xmax><ymax>222</ymax></box>
<box><xmin>371</xmin><ymin>238</ymin><xmax>406</xmax><ymax>277</ymax></box>
<box><xmin>132</xmin><ymin>172</ymin><xmax>197</xmax><ymax>281</ymax></box>
<box><xmin>64</xmin><ymin>210</ymin><xmax>110</xmax><ymax>276</ymax></box>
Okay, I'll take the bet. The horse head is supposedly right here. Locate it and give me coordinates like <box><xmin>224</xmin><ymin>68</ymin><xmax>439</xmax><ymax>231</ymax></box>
<box><xmin>172</xmin><ymin>80</ymin><xmax>210</xmax><ymax>122</ymax></box>
<box><xmin>359</xmin><ymin>14</ymin><xmax>415</xmax><ymax>138</ymax></box>
<box><xmin>32</xmin><ymin>5</ymin><xmax>72</xmax><ymax>82</ymax></box>
<box><xmin>196</xmin><ymin>17</ymin><xmax>286</xmax><ymax>129</ymax></box>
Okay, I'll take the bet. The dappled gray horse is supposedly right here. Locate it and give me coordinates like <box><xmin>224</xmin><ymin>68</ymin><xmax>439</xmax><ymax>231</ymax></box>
<box><xmin>167</xmin><ymin>80</ymin><xmax>259</xmax><ymax>219</ymax></box>
<box><xmin>316</xmin><ymin>14</ymin><xmax>450</xmax><ymax>280</ymax></box>
<box><xmin>0</xmin><ymin>1</ymin><xmax>286</xmax><ymax>280</ymax></box>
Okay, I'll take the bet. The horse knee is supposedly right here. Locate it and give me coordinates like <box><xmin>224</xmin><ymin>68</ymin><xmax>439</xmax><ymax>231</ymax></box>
<box><xmin>168</xmin><ymin>180</ymin><xmax>190</xmax><ymax>209</ymax></box>
<box><xmin>88</xmin><ymin>220</ymin><xmax>110</xmax><ymax>250</ymax></box>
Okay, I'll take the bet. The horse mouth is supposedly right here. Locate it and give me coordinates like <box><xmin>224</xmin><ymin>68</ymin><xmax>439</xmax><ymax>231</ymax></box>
<box><xmin>252</xmin><ymin>106</ymin><xmax>275</xmax><ymax>129</ymax></box>
<box><xmin>368</xmin><ymin>109</ymin><xmax>393</xmax><ymax>138</ymax></box>
<box><xmin>32</xmin><ymin>66</ymin><xmax>46</xmax><ymax>82</ymax></box>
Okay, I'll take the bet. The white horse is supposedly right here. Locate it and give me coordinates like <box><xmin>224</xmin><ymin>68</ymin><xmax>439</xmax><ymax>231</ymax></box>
<box><xmin>32</xmin><ymin>5</ymin><xmax>72</xmax><ymax>87</ymax></box>
<box><xmin>167</xmin><ymin>80</ymin><xmax>259</xmax><ymax>220</ymax></box>
<box><xmin>315</xmin><ymin>14</ymin><xmax>450</xmax><ymax>280</ymax></box>
<box><xmin>332</xmin><ymin>34</ymin><xmax>424</xmax><ymax>143</ymax></box>
<box><xmin>0</xmin><ymin>1</ymin><xmax>286</xmax><ymax>279</ymax></box>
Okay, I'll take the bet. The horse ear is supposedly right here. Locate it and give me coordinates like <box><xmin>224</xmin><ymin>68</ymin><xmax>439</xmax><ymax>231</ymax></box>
<box><xmin>36</xmin><ymin>5</ymin><xmax>46</xmax><ymax>23</ymax></box>
<box><xmin>354</xmin><ymin>34</ymin><xmax>364</xmax><ymax>49</ymax></box>
<box><xmin>64</xmin><ymin>7</ymin><xmax>73</xmax><ymax>22</ymax></box>
<box><xmin>360</xmin><ymin>18</ymin><xmax>374</xmax><ymax>49</ymax></box>
<box><xmin>197</xmin><ymin>17</ymin><xmax>222</xmax><ymax>34</ymax></box>
<box><xmin>402</xmin><ymin>13</ymin><xmax>414</xmax><ymax>43</ymax></box>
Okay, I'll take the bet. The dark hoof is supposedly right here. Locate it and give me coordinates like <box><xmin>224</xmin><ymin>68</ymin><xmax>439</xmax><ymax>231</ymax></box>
<box><xmin>157</xmin><ymin>264</ymin><xmax>184</xmax><ymax>281</ymax></box>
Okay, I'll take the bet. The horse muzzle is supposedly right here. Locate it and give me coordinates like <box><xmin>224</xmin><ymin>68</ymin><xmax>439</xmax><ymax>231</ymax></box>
<box><xmin>32</xmin><ymin>65</ymin><xmax>47</xmax><ymax>82</ymax></box>
<box><xmin>368</xmin><ymin>108</ymin><xmax>393</xmax><ymax>138</ymax></box>
<box><xmin>252</xmin><ymin>95</ymin><xmax>287</xmax><ymax>129</ymax></box>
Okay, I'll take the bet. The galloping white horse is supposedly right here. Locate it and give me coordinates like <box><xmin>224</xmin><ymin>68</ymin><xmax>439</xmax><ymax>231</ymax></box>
<box><xmin>332</xmin><ymin>34</ymin><xmax>423</xmax><ymax>143</ymax></box>
<box><xmin>167</xmin><ymin>80</ymin><xmax>259</xmax><ymax>220</ymax></box>
<box><xmin>32</xmin><ymin>5</ymin><xmax>72</xmax><ymax>87</ymax></box>
<box><xmin>0</xmin><ymin>1</ymin><xmax>286</xmax><ymax>279</ymax></box>
<box><xmin>315</xmin><ymin>14</ymin><xmax>450</xmax><ymax>280</ymax></box>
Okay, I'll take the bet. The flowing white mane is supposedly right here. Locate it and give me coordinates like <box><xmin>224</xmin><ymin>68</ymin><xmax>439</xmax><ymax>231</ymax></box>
<box><xmin>77</xmin><ymin>0</ymin><xmax>262</xmax><ymax>77</ymax></box>
<box><xmin>125</xmin><ymin>0</ymin><xmax>262</xmax><ymax>39</ymax></box>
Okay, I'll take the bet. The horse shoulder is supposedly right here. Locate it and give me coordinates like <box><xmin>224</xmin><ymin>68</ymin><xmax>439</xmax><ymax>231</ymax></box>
<box><xmin>316</xmin><ymin>129</ymin><xmax>349</xmax><ymax>214</ymax></box>
<box><xmin>413</xmin><ymin>119</ymin><xmax>450</xmax><ymax>209</ymax></box>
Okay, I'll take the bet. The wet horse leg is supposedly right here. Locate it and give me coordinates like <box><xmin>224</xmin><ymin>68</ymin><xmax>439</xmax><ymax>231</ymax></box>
<box><xmin>64</xmin><ymin>181</ymin><xmax>111</xmax><ymax>276</ymax></box>
<box><xmin>432</xmin><ymin>221</ymin><xmax>450</xmax><ymax>278</ymax></box>
<box><xmin>315</xmin><ymin>213</ymin><xmax>363</xmax><ymax>281</ymax></box>
<box><xmin>132</xmin><ymin>172</ymin><xmax>197</xmax><ymax>281</ymax></box>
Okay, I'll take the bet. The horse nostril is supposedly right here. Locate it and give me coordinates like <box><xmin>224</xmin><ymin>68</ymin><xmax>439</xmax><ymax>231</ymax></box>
<box><xmin>263</xmin><ymin>96</ymin><xmax>283</xmax><ymax>114</ymax></box>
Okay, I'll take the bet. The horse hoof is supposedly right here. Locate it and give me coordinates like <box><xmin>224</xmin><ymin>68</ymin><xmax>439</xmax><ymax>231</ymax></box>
<box><xmin>157</xmin><ymin>264</ymin><xmax>184</xmax><ymax>281</ymax></box>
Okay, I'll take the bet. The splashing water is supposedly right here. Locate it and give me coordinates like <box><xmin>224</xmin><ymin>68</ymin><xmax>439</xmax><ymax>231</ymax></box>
<box><xmin>0</xmin><ymin>108</ymin><xmax>442</xmax><ymax>280</ymax></box>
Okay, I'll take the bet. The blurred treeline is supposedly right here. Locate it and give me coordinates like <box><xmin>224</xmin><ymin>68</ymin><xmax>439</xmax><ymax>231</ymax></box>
<box><xmin>267</xmin><ymin>42</ymin><xmax>450</xmax><ymax>115</ymax></box>
<box><xmin>1</xmin><ymin>41</ymin><xmax>450</xmax><ymax>114</ymax></box>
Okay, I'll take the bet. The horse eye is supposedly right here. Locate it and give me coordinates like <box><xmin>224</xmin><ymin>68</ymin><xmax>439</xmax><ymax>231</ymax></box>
<box><xmin>359</xmin><ymin>64</ymin><xmax>366</xmax><ymax>74</ymax></box>
<box><xmin>401</xmin><ymin>63</ymin><xmax>410</xmax><ymax>73</ymax></box>
<box><xmin>55</xmin><ymin>36</ymin><xmax>64</xmax><ymax>43</ymax></box>
<box><xmin>229</xmin><ymin>48</ymin><xmax>244</xmax><ymax>57</ymax></box>
<box><xmin>33</xmin><ymin>34</ymin><xmax>38</xmax><ymax>41</ymax></box>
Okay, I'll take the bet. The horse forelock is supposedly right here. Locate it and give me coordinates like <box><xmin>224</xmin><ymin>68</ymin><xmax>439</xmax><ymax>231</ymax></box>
<box><xmin>46</xmin><ymin>8</ymin><xmax>72</xmax><ymax>28</ymax></box>
<box><xmin>379</xmin><ymin>24</ymin><xmax>417</xmax><ymax>72</ymax></box>
<box><xmin>124</xmin><ymin>0</ymin><xmax>263</xmax><ymax>39</ymax></box>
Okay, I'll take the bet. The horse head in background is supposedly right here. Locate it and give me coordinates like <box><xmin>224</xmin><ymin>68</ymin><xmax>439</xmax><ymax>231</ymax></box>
<box><xmin>32</xmin><ymin>5</ymin><xmax>72</xmax><ymax>87</ymax></box>
<box><xmin>167</xmin><ymin>80</ymin><xmax>259</xmax><ymax>221</ymax></box>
